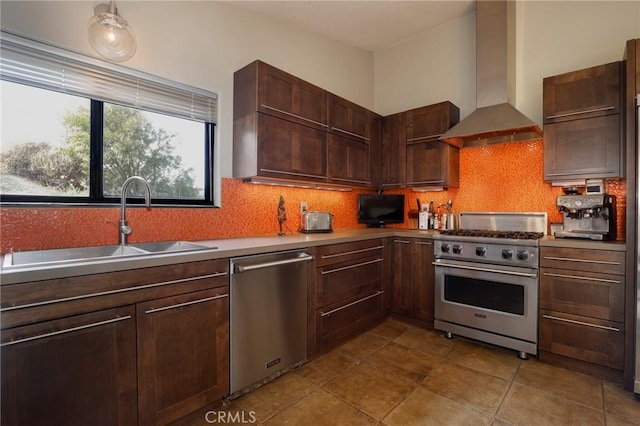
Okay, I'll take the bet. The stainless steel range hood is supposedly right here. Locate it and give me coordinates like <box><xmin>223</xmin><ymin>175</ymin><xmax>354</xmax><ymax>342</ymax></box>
<box><xmin>440</xmin><ymin>0</ymin><xmax>542</xmax><ymax>148</ymax></box>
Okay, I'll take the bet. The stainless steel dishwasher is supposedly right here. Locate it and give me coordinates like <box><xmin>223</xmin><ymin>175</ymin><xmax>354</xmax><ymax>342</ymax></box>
<box><xmin>230</xmin><ymin>250</ymin><xmax>313</xmax><ymax>395</ymax></box>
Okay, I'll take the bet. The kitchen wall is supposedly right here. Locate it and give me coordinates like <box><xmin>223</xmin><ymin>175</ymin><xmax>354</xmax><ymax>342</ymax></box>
<box><xmin>0</xmin><ymin>1</ymin><xmax>635</xmax><ymax>253</ymax></box>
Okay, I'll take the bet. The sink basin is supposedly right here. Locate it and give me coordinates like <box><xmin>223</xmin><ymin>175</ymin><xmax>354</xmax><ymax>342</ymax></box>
<box><xmin>1</xmin><ymin>241</ymin><xmax>215</xmax><ymax>270</ymax></box>
<box><xmin>130</xmin><ymin>241</ymin><xmax>215</xmax><ymax>253</ymax></box>
<box><xmin>2</xmin><ymin>245</ymin><xmax>148</xmax><ymax>269</ymax></box>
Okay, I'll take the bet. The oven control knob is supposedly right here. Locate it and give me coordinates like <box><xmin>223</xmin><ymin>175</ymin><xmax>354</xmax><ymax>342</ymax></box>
<box><xmin>476</xmin><ymin>246</ymin><xmax>487</xmax><ymax>257</ymax></box>
<box><xmin>452</xmin><ymin>245</ymin><xmax>463</xmax><ymax>255</ymax></box>
<box><xmin>516</xmin><ymin>250</ymin><xmax>529</xmax><ymax>261</ymax></box>
<box><xmin>501</xmin><ymin>249</ymin><xmax>514</xmax><ymax>259</ymax></box>
<box><xmin>441</xmin><ymin>244</ymin><xmax>450</xmax><ymax>253</ymax></box>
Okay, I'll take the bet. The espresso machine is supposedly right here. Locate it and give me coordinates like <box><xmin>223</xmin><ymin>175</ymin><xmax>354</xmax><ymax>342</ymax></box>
<box><xmin>555</xmin><ymin>194</ymin><xmax>617</xmax><ymax>240</ymax></box>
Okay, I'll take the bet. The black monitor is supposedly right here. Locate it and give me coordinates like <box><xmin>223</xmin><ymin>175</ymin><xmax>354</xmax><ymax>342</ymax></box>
<box><xmin>357</xmin><ymin>194</ymin><xmax>405</xmax><ymax>227</ymax></box>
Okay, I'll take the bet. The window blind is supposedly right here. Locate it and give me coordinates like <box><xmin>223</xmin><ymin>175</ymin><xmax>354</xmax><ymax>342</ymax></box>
<box><xmin>0</xmin><ymin>31</ymin><xmax>217</xmax><ymax>124</ymax></box>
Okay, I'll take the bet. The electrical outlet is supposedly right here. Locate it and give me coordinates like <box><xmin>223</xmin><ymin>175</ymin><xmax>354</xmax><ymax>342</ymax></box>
<box><xmin>300</xmin><ymin>201</ymin><xmax>308</xmax><ymax>214</ymax></box>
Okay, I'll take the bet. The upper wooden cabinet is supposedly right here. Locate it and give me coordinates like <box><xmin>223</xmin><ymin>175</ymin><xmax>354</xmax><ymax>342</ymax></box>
<box><xmin>328</xmin><ymin>133</ymin><xmax>370</xmax><ymax>186</ymax></box>
<box><xmin>381</xmin><ymin>101</ymin><xmax>460</xmax><ymax>188</ymax></box>
<box><xmin>328</xmin><ymin>93</ymin><xmax>372</xmax><ymax>142</ymax></box>
<box><xmin>543</xmin><ymin>62</ymin><xmax>621</xmax><ymax>124</ymax></box>
<box><xmin>234</xmin><ymin>60</ymin><xmax>327</xmax><ymax>130</ymax></box>
<box><xmin>543</xmin><ymin>62</ymin><xmax>624</xmax><ymax>181</ymax></box>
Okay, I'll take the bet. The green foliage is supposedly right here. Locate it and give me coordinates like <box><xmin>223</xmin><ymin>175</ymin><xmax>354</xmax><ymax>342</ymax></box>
<box><xmin>2</xmin><ymin>104</ymin><xmax>199</xmax><ymax>198</ymax></box>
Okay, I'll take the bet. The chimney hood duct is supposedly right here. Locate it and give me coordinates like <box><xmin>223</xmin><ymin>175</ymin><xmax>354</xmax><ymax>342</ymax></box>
<box><xmin>440</xmin><ymin>0</ymin><xmax>542</xmax><ymax>148</ymax></box>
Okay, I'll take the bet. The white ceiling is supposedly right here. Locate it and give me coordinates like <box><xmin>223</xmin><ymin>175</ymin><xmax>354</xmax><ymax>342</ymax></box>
<box><xmin>224</xmin><ymin>1</ymin><xmax>476</xmax><ymax>51</ymax></box>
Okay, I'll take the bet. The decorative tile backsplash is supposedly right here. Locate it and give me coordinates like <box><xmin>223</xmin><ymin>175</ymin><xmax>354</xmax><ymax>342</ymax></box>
<box><xmin>0</xmin><ymin>140</ymin><xmax>626</xmax><ymax>253</ymax></box>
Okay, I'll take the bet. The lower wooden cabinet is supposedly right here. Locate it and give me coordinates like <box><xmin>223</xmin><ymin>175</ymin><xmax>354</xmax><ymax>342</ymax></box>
<box><xmin>539</xmin><ymin>245</ymin><xmax>626</xmax><ymax>379</ymax></box>
<box><xmin>1</xmin><ymin>259</ymin><xmax>230</xmax><ymax>426</ymax></box>
<box><xmin>311</xmin><ymin>239</ymin><xmax>387</xmax><ymax>353</ymax></box>
<box><xmin>137</xmin><ymin>287</ymin><xmax>229</xmax><ymax>425</ymax></box>
<box><xmin>390</xmin><ymin>237</ymin><xmax>435</xmax><ymax>327</ymax></box>
<box><xmin>1</xmin><ymin>306</ymin><xmax>138</xmax><ymax>426</ymax></box>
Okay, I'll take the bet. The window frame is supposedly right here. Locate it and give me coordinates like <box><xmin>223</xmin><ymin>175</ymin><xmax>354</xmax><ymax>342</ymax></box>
<box><xmin>0</xmin><ymin>30</ymin><xmax>218</xmax><ymax>208</ymax></box>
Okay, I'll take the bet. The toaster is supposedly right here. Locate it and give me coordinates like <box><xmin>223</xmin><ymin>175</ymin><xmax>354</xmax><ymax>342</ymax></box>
<box><xmin>300</xmin><ymin>211</ymin><xmax>333</xmax><ymax>233</ymax></box>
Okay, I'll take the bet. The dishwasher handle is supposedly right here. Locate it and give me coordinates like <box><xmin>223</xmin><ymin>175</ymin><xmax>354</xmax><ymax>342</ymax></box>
<box><xmin>234</xmin><ymin>253</ymin><xmax>314</xmax><ymax>273</ymax></box>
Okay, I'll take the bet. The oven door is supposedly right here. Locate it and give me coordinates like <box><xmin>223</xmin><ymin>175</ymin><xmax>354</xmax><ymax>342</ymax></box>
<box><xmin>434</xmin><ymin>258</ymin><xmax>538</xmax><ymax>344</ymax></box>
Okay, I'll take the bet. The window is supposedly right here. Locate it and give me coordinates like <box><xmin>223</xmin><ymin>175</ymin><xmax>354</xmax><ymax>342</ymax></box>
<box><xmin>0</xmin><ymin>31</ymin><xmax>217</xmax><ymax>206</ymax></box>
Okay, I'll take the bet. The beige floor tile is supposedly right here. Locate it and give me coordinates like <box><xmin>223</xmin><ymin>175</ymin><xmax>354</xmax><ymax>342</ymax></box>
<box><xmin>366</xmin><ymin>341</ymin><xmax>442</xmax><ymax>383</ymax></box>
<box><xmin>446</xmin><ymin>341</ymin><xmax>521</xmax><ymax>380</ymax></box>
<box><xmin>369</xmin><ymin>319</ymin><xmax>410</xmax><ymax>340</ymax></box>
<box><xmin>264</xmin><ymin>388</ymin><xmax>377</xmax><ymax>426</ymax></box>
<box><xmin>322</xmin><ymin>361</ymin><xmax>416</xmax><ymax>421</ymax></box>
<box><xmin>235</xmin><ymin>373</ymin><xmax>317</xmax><ymax>423</ymax></box>
<box><xmin>497</xmin><ymin>383</ymin><xmax>603</xmax><ymax>426</ymax></box>
<box><xmin>295</xmin><ymin>351</ymin><xmax>355</xmax><ymax>386</ymax></box>
<box><xmin>421</xmin><ymin>362</ymin><xmax>510</xmax><ymax>413</ymax></box>
<box><xmin>393</xmin><ymin>326</ymin><xmax>456</xmax><ymax>358</ymax></box>
<box><xmin>607</xmin><ymin>412</ymin><xmax>640</xmax><ymax>426</ymax></box>
<box><xmin>336</xmin><ymin>331</ymin><xmax>389</xmax><ymax>361</ymax></box>
<box><xmin>382</xmin><ymin>387</ymin><xmax>493</xmax><ymax>426</ymax></box>
<box><xmin>603</xmin><ymin>381</ymin><xmax>640</xmax><ymax>424</ymax></box>
<box><xmin>515</xmin><ymin>359</ymin><xmax>603</xmax><ymax>409</ymax></box>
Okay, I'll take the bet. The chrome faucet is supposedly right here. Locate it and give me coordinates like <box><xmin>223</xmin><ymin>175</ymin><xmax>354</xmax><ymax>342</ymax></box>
<box><xmin>120</xmin><ymin>176</ymin><xmax>151</xmax><ymax>245</ymax></box>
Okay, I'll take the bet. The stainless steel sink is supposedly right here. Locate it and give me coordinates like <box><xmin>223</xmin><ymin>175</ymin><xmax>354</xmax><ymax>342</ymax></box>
<box><xmin>2</xmin><ymin>241</ymin><xmax>215</xmax><ymax>270</ymax></box>
<box><xmin>130</xmin><ymin>241</ymin><xmax>213</xmax><ymax>253</ymax></box>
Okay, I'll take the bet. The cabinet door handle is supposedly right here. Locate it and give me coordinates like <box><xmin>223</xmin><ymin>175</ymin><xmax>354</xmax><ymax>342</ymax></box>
<box><xmin>542</xmin><ymin>272</ymin><xmax>621</xmax><ymax>284</ymax></box>
<box><xmin>545</xmin><ymin>106</ymin><xmax>616</xmax><ymax>120</ymax></box>
<box><xmin>260</xmin><ymin>168</ymin><xmax>327</xmax><ymax>180</ymax></box>
<box><xmin>320</xmin><ymin>291</ymin><xmax>383</xmax><ymax>317</ymax></box>
<box><xmin>321</xmin><ymin>258</ymin><xmax>383</xmax><ymax>275</ymax></box>
<box><xmin>407</xmin><ymin>133</ymin><xmax>442</xmax><ymax>143</ymax></box>
<box><xmin>542</xmin><ymin>256</ymin><xmax>621</xmax><ymax>266</ymax></box>
<box><xmin>393</xmin><ymin>239</ymin><xmax>411</xmax><ymax>244</ymax></box>
<box><xmin>416</xmin><ymin>241</ymin><xmax>433</xmax><ymax>246</ymax></box>
<box><xmin>381</xmin><ymin>183</ymin><xmax>404</xmax><ymax>187</ymax></box>
<box><xmin>260</xmin><ymin>104</ymin><xmax>328</xmax><ymax>128</ymax></box>
<box><xmin>1</xmin><ymin>315</ymin><xmax>132</xmax><ymax>347</ymax></box>
<box><xmin>408</xmin><ymin>180</ymin><xmax>446</xmax><ymax>185</ymax></box>
<box><xmin>1</xmin><ymin>272</ymin><xmax>229</xmax><ymax>312</ymax></box>
<box><xmin>542</xmin><ymin>314</ymin><xmax>620</xmax><ymax>332</ymax></box>
<box><xmin>330</xmin><ymin>177</ymin><xmax>371</xmax><ymax>185</ymax></box>
<box><xmin>145</xmin><ymin>294</ymin><xmax>228</xmax><ymax>314</ymax></box>
<box><xmin>330</xmin><ymin>127</ymin><xmax>370</xmax><ymax>142</ymax></box>
<box><xmin>321</xmin><ymin>246</ymin><xmax>384</xmax><ymax>259</ymax></box>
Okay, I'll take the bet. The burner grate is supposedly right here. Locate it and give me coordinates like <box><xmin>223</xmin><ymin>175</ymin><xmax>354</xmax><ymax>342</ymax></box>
<box><xmin>438</xmin><ymin>229</ymin><xmax>544</xmax><ymax>240</ymax></box>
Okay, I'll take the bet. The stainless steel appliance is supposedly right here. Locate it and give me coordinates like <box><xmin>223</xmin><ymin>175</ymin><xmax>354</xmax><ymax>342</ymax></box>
<box><xmin>300</xmin><ymin>211</ymin><xmax>333</xmax><ymax>233</ymax></box>
<box><xmin>635</xmin><ymin>94</ymin><xmax>640</xmax><ymax>397</ymax></box>
<box><xmin>229</xmin><ymin>250</ymin><xmax>313</xmax><ymax>396</ymax></box>
<box><xmin>433</xmin><ymin>212</ymin><xmax>547</xmax><ymax>359</ymax></box>
<box><xmin>555</xmin><ymin>194</ymin><xmax>617</xmax><ymax>240</ymax></box>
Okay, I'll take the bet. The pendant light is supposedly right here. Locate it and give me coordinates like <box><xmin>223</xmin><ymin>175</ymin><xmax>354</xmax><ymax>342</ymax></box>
<box><xmin>88</xmin><ymin>0</ymin><xmax>136</xmax><ymax>62</ymax></box>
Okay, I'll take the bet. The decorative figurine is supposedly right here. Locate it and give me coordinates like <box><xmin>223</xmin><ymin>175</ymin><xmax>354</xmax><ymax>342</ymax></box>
<box><xmin>277</xmin><ymin>195</ymin><xmax>286</xmax><ymax>236</ymax></box>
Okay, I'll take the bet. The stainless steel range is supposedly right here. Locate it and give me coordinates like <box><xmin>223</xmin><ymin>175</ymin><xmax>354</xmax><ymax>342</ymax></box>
<box><xmin>433</xmin><ymin>212</ymin><xmax>547</xmax><ymax>359</ymax></box>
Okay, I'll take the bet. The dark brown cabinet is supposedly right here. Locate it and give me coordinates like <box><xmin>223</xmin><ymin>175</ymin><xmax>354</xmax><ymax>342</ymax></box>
<box><xmin>539</xmin><ymin>245</ymin><xmax>626</xmax><ymax>380</ymax></box>
<box><xmin>137</xmin><ymin>287</ymin><xmax>229</xmax><ymax>425</ymax></box>
<box><xmin>390</xmin><ymin>238</ymin><xmax>435</xmax><ymax>327</ymax></box>
<box><xmin>543</xmin><ymin>62</ymin><xmax>624</xmax><ymax>180</ymax></box>
<box><xmin>1</xmin><ymin>306</ymin><xmax>138</xmax><ymax>426</ymax></box>
<box><xmin>233</xmin><ymin>60</ymin><xmax>381</xmax><ymax>188</ymax></box>
<box><xmin>381</xmin><ymin>101</ymin><xmax>460</xmax><ymax>189</ymax></box>
<box><xmin>1</xmin><ymin>259</ymin><xmax>230</xmax><ymax>425</ymax></box>
<box><xmin>311</xmin><ymin>239</ymin><xmax>387</xmax><ymax>353</ymax></box>
<box><xmin>381</xmin><ymin>112</ymin><xmax>406</xmax><ymax>188</ymax></box>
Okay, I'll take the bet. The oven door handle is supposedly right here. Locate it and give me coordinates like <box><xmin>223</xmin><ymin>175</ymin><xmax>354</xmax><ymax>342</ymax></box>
<box><xmin>432</xmin><ymin>261</ymin><xmax>538</xmax><ymax>278</ymax></box>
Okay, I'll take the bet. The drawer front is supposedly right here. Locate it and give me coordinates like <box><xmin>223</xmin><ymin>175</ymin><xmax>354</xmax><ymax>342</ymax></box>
<box><xmin>316</xmin><ymin>290</ymin><xmax>384</xmax><ymax>349</ymax></box>
<box><xmin>315</xmin><ymin>239</ymin><xmax>384</xmax><ymax>266</ymax></box>
<box><xmin>316</xmin><ymin>256</ymin><xmax>383</xmax><ymax>308</ymax></box>
<box><xmin>540</xmin><ymin>268</ymin><xmax>624</xmax><ymax>322</ymax></box>
<box><xmin>539</xmin><ymin>309</ymin><xmax>623</xmax><ymax>370</ymax></box>
<box><xmin>540</xmin><ymin>247</ymin><xmax>625</xmax><ymax>275</ymax></box>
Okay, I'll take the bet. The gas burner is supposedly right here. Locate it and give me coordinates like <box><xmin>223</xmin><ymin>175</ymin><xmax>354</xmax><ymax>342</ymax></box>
<box><xmin>438</xmin><ymin>229</ymin><xmax>544</xmax><ymax>240</ymax></box>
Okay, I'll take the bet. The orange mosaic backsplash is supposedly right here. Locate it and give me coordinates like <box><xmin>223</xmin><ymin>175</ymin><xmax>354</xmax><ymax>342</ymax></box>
<box><xmin>0</xmin><ymin>140</ymin><xmax>627</xmax><ymax>253</ymax></box>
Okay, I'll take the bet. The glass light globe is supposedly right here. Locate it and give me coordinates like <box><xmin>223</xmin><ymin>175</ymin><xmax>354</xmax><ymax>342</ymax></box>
<box><xmin>88</xmin><ymin>8</ymin><xmax>136</xmax><ymax>62</ymax></box>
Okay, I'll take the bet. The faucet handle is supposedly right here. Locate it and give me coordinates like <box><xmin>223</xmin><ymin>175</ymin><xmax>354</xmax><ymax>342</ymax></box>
<box><xmin>120</xmin><ymin>225</ymin><xmax>132</xmax><ymax>235</ymax></box>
